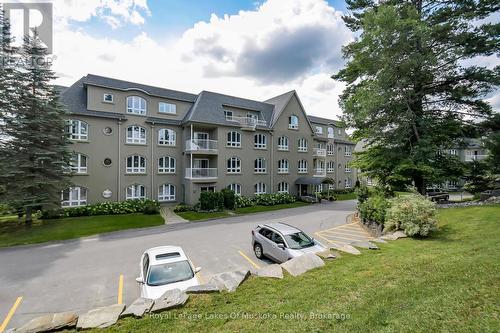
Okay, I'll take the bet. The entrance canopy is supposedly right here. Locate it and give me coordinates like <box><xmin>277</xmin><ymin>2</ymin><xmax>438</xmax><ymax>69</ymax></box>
<box><xmin>295</xmin><ymin>177</ymin><xmax>334</xmax><ymax>185</ymax></box>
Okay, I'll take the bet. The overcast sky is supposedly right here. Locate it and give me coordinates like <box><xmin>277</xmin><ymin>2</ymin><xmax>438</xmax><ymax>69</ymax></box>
<box><xmin>11</xmin><ymin>0</ymin><xmax>498</xmax><ymax>120</ymax></box>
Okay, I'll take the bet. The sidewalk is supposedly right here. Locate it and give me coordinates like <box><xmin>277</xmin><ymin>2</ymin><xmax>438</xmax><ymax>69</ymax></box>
<box><xmin>160</xmin><ymin>207</ymin><xmax>188</xmax><ymax>225</ymax></box>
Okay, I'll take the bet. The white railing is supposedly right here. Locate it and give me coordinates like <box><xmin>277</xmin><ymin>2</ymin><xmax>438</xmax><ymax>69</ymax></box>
<box><xmin>185</xmin><ymin>168</ymin><xmax>218</xmax><ymax>179</ymax></box>
<box><xmin>312</xmin><ymin>148</ymin><xmax>326</xmax><ymax>157</ymax></box>
<box><xmin>465</xmin><ymin>155</ymin><xmax>487</xmax><ymax>162</ymax></box>
<box><xmin>185</xmin><ymin>139</ymin><xmax>218</xmax><ymax>152</ymax></box>
<box><xmin>313</xmin><ymin>169</ymin><xmax>326</xmax><ymax>177</ymax></box>
<box><xmin>226</xmin><ymin>116</ymin><xmax>267</xmax><ymax>128</ymax></box>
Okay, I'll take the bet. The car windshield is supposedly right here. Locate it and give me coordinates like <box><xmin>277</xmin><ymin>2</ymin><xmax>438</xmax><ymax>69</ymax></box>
<box><xmin>147</xmin><ymin>260</ymin><xmax>194</xmax><ymax>286</ymax></box>
<box><xmin>284</xmin><ymin>232</ymin><xmax>314</xmax><ymax>250</ymax></box>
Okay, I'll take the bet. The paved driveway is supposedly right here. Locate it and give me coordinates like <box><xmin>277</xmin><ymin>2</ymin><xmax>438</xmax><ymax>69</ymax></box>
<box><xmin>0</xmin><ymin>200</ymin><xmax>356</xmax><ymax>329</ymax></box>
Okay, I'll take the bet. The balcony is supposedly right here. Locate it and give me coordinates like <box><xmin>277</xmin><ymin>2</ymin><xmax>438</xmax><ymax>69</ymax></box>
<box><xmin>185</xmin><ymin>168</ymin><xmax>218</xmax><ymax>180</ymax></box>
<box><xmin>312</xmin><ymin>148</ymin><xmax>326</xmax><ymax>157</ymax></box>
<box><xmin>465</xmin><ymin>155</ymin><xmax>487</xmax><ymax>162</ymax></box>
<box><xmin>226</xmin><ymin>116</ymin><xmax>267</xmax><ymax>131</ymax></box>
<box><xmin>313</xmin><ymin>169</ymin><xmax>326</xmax><ymax>177</ymax></box>
<box><xmin>185</xmin><ymin>139</ymin><xmax>218</xmax><ymax>154</ymax></box>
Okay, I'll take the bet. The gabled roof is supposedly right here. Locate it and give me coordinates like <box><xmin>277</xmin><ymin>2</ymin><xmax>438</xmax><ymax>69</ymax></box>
<box><xmin>307</xmin><ymin>115</ymin><xmax>341</xmax><ymax>126</ymax></box>
<box><xmin>264</xmin><ymin>90</ymin><xmax>315</xmax><ymax>133</ymax></box>
<box><xmin>83</xmin><ymin>74</ymin><xmax>198</xmax><ymax>102</ymax></box>
<box><xmin>60</xmin><ymin>77</ymin><xmax>87</xmax><ymax>114</ymax></box>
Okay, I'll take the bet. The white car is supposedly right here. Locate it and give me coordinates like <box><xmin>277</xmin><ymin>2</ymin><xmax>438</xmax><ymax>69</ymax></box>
<box><xmin>136</xmin><ymin>246</ymin><xmax>201</xmax><ymax>299</ymax></box>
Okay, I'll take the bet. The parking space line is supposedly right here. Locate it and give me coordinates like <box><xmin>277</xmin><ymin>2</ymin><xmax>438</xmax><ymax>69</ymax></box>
<box><xmin>316</xmin><ymin>222</ymin><xmax>357</xmax><ymax>234</ymax></box>
<box><xmin>238</xmin><ymin>250</ymin><xmax>261</xmax><ymax>270</ymax></box>
<box><xmin>321</xmin><ymin>229</ymin><xmax>372</xmax><ymax>239</ymax></box>
<box><xmin>315</xmin><ymin>232</ymin><xmax>345</xmax><ymax>246</ymax></box>
<box><xmin>321</xmin><ymin>235</ymin><xmax>369</xmax><ymax>243</ymax></box>
<box><xmin>0</xmin><ymin>296</ymin><xmax>22</xmax><ymax>333</ymax></box>
<box><xmin>117</xmin><ymin>274</ymin><xmax>124</xmax><ymax>305</ymax></box>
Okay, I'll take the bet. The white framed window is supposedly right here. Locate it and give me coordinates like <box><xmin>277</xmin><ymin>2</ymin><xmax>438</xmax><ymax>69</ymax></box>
<box><xmin>289</xmin><ymin>115</ymin><xmax>299</xmax><ymax>129</ymax></box>
<box><xmin>345</xmin><ymin>178</ymin><xmax>352</xmax><ymax>189</ymax></box>
<box><xmin>158</xmin><ymin>156</ymin><xmax>175</xmax><ymax>173</ymax></box>
<box><xmin>103</xmin><ymin>93</ymin><xmax>114</xmax><ymax>103</ymax></box>
<box><xmin>158</xmin><ymin>128</ymin><xmax>176</xmax><ymax>146</ymax></box>
<box><xmin>224</xmin><ymin>110</ymin><xmax>233</xmax><ymax>120</ymax></box>
<box><xmin>126</xmin><ymin>125</ymin><xmax>146</xmax><ymax>144</ymax></box>
<box><xmin>127</xmin><ymin>184</ymin><xmax>146</xmax><ymax>200</ymax></box>
<box><xmin>367</xmin><ymin>178</ymin><xmax>373</xmax><ymax>186</ymax></box>
<box><xmin>255</xmin><ymin>182</ymin><xmax>267</xmax><ymax>195</ymax></box>
<box><xmin>71</xmin><ymin>153</ymin><xmax>88</xmax><ymax>174</ymax></box>
<box><xmin>277</xmin><ymin>182</ymin><xmax>289</xmax><ymax>193</ymax></box>
<box><xmin>327</xmin><ymin>144</ymin><xmax>334</xmax><ymax>155</ymax></box>
<box><xmin>254</xmin><ymin>158</ymin><xmax>266</xmax><ymax>173</ymax></box>
<box><xmin>345</xmin><ymin>164</ymin><xmax>352</xmax><ymax>173</ymax></box>
<box><xmin>67</xmin><ymin>120</ymin><xmax>88</xmax><ymax>141</ymax></box>
<box><xmin>448</xmin><ymin>180</ymin><xmax>458</xmax><ymax>189</ymax></box>
<box><xmin>327</xmin><ymin>127</ymin><xmax>334</xmax><ymax>138</ymax></box>
<box><xmin>126</xmin><ymin>96</ymin><xmax>146</xmax><ymax>115</ymax></box>
<box><xmin>327</xmin><ymin>161</ymin><xmax>335</xmax><ymax>173</ymax></box>
<box><xmin>158</xmin><ymin>184</ymin><xmax>175</xmax><ymax>202</ymax></box>
<box><xmin>227</xmin><ymin>183</ymin><xmax>242</xmax><ymax>196</ymax></box>
<box><xmin>278</xmin><ymin>159</ymin><xmax>289</xmax><ymax>173</ymax></box>
<box><xmin>254</xmin><ymin>133</ymin><xmax>267</xmax><ymax>149</ymax></box>
<box><xmin>298</xmin><ymin>159</ymin><xmax>308</xmax><ymax>173</ymax></box>
<box><xmin>315</xmin><ymin>126</ymin><xmax>323</xmax><ymax>134</ymax></box>
<box><xmin>315</xmin><ymin>184</ymin><xmax>323</xmax><ymax>193</ymax></box>
<box><xmin>449</xmin><ymin>149</ymin><xmax>457</xmax><ymax>156</ymax></box>
<box><xmin>126</xmin><ymin>155</ymin><xmax>146</xmax><ymax>173</ymax></box>
<box><xmin>278</xmin><ymin>136</ymin><xmax>289</xmax><ymax>151</ymax></box>
<box><xmin>227</xmin><ymin>131</ymin><xmax>241</xmax><ymax>147</ymax></box>
<box><xmin>227</xmin><ymin>157</ymin><xmax>241</xmax><ymax>173</ymax></box>
<box><xmin>159</xmin><ymin>102</ymin><xmax>176</xmax><ymax>114</ymax></box>
<box><xmin>344</xmin><ymin>146</ymin><xmax>352</xmax><ymax>156</ymax></box>
<box><xmin>298</xmin><ymin>138</ymin><xmax>308</xmax><ymax>152</ymax></box>
<box><xmin>61</xmin><ymin>186</ymin><xmax>87</xmax><ymax>207</ymax></box>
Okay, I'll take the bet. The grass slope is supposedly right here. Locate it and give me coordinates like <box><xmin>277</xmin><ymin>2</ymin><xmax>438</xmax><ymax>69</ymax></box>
<box><xmin>0</xmin><ymin>214</ymin><xmax>164</xmax><ymax>247</ymax></box>
<box><xmin>92</xmin><ymin>205</ymin><xmax>499</xmax><ymax>332</ymax></box>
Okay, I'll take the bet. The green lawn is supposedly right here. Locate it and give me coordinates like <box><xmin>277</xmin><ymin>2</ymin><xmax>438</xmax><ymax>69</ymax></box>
<box><xmin>90</xmin><ymin>205</ymin><xmax>499</xmax><ymax>333</ymax></box>
<box><xmin>176</xmin><ymin>211</ymin><xmax>231</xmax><ymax>221</ymax></box>
<box><xmin>0</xmin><ymin>214</ymin><xmax>164</xmax><ymax>247</ymax></box>
<box><xmin>334</xmin><ymin>192</ymin><xmax>357</xmax><ymax>200</ymax></box>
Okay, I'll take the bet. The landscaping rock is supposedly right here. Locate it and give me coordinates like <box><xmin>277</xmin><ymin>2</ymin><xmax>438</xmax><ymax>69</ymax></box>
<box><xmin>150</xmin><ymin>289</ymin><xmax>189</xmax><ymax>313</ymax></box>
<box><xmin>329</xmin><ymin>243</ymin><xmax>361</xmax><ymax>255</ymax></box>
<box><xmin>371</xmin><ymin>238</ymin><xmax>387</xmax><ymax>244</ymax></box>
<box><xmin>209</xmin><ymin>270</ymin><xmax>251</xmax><ymax>292</ymax></box>
<box><xmin>255</xmin><ymin>264</ymin><xmax>283</xmax><ymax>279</ymax></box>
<box><xmin>351</xmin><ymin>241</ymin><xmax>379</xmax><ymax>250</ymax></box>
<box><xmin>15</xmin><ymin>312</ymin><xmax>78</xmax><ymax>333</ymax></box>
<box><xmin>121</xmin><ymin>297</ymin><xmax>154</xmax><ymax>318</ymax></box>
<box><xmin>77</xmin><ymin>304</ymin><xmax>125</xmax><ymax>329</ymax></box>
<box><xmin>186</xmin><ymin>284</ymin><xmax>220</xmax><ymax>294</ymax></box>
<box><xmin>382</xmin><ymin>230</ymin><xmax>408</xmax><ymax>240</ymax></box>
<box><xmin>316</xmin><ymin>250</ymin><xmax>337</xmax><ymax>260</ymax></box>
<box><xmin>280</xmin><ymin>253</ymin><xmax>324</xmax><ymax>277</ymax></box>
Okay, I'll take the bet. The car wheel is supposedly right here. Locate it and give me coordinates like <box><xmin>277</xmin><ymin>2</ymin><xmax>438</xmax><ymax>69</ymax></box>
<box><xmin>254</xmin><ymin>243</ymin><xmax>264</xmax><ymax>259</ymax></box>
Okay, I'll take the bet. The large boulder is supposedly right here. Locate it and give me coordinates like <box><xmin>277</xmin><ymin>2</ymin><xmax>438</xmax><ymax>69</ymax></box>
<box><xmin>186</xmin><ymin>284</ymin><xmax>220</xmax><ymax>294</ymax></box>
<box><xmin>316</xmin><ymin>250</ymin><xmax>338</xmax><ymax>260</ymax></box>
<box><xmin>381</xmin><ymin>230</ymin><xmax>408</xmax><ymax>240</ymax></box>
<box><xmin>76</xmin><ymin>304</ymin><xmax>125</xmax><ymax>329</ymax></box>
<box><xmin>121</xmin><ymin>298</ymin><xmax>154</xmax><ymax>318</ymax></box>
<box><xmin>371</xmin><ymin>238</ymin><xmax>387</xmax><ymax>244</ymax></box>
<box><xmin>15</xmin><ymin>312</ymin><xmax>77</xmax><ymax>333</ymax></box>
<box><xmin>150</xmin><ymin>289</ymin><xmax>189</xmax><ymax>313</ymax></box>
<box><xmin>255</xmin><ymin>264</ymin><xmax>283</xmax><ymax>279</ymax></box>
<box><xmin>280</xmin><ymin>253</ymin><xmax>324</xmax><ymax>277</ymax></box>
<box><xmin>208</xmin><ymin>270</ymin><xmax>250</xmax><ymax>292</ymax></box>
<box><xmin>329</xmin><ymin>243</ymin><xmax>361</xmax><ymax>255</ymax></box>
<box><xmin>351</xmin><ymin>241</ymin><xmax>379</xmax><ymax>250</ymax></box>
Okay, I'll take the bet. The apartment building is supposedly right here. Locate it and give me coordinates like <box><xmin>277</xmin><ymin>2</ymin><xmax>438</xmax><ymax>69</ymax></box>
<box><xmin>60</xmin><ymin>74</ymin><xmax>356</xmax><ymax>207</ymax></box>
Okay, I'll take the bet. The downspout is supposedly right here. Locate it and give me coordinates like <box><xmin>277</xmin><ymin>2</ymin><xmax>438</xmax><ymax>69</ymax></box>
<box><xmin>117</xmin><ymin>120</ymin><xmax>122</xmax><ymax>202</ymax></box>
<box><xmin>151</xmin><ymin>123</ymin><xmax>155</xmax><ymax>199</ymax></box>
<box><xmin>190</xmin><ymin>124</ymin><xmax>193</xmax><ymax>178</ymax></box>
<box><xmin>270</xmin><ymin>130</ymin><xmax>274</xmax><ymax>193</ymax></box>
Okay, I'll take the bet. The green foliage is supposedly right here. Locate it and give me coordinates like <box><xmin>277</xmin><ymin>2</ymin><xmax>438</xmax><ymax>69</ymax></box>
<box><xmin>253</xmin><ymin>193</ymin><xmax>296</xmax><ymax>206</ymax></box>
<box><xmin>385</xmin><ymin>193</ymin><xmax>438</xmax><ymax>237</ymax></box>
<box><xmin>463</xmin><ymin>160</ymin><xmax>495</xmax><ymax>194</ymax></box>
<box><xmin>173</xmin><ymin>204</ymin><xmax>195</xmax><ymax>213</ymax></box>
<box><xmin>199</xmin><ymin>191</ymin><xmax>224</xmax><ymax>211</ymax></box>
<box><xmin>221</xmin><ymin>188</ymin><xmax>236</xmax><ymax>210</ymax></box>
<box><xmin>358</xmin><ymin>192</ymin><xmax>390</xmax><ymax>226</ymax></box>
<box><xmin>235</xmin><ymin>195</ymin><xmax>255</xmax><ymax>208</ymax></box>
<box><xmin>355</xmin><ymin>185</ymin><xmax>370</xmax><ymax>204</ymax></box>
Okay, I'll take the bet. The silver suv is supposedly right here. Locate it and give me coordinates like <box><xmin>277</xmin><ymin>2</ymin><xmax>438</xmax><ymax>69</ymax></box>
<box><xmin>251</xmin><ymin>223</ymin><xmax>327</xmax><ymax>263</ymax></box>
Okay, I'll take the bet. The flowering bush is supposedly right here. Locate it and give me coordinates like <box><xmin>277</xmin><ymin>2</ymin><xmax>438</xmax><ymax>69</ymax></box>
<box><xmin>235</xmin><ymin>195</ymin><xmax>255</xmax><ymax>208</ymax></box>
<box><xmin>173</xmin><ymin>204</ymin><xmax>195</xmax><ymax>213</ymax></box>
<box><xmin>385</xmin><ymin>193</ymin><xmax>437</xmax><ymax>237</ymax></box>
<box><xmin>253</xmin><ymin>193</ymin><xmax>296</xmax><ymax>206</ymax></box>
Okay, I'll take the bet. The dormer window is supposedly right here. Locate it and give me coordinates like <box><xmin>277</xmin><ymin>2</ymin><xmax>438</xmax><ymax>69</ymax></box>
<box><xmin>224</xmin><ymin>110</ymin><xmax>233</xmax><ymax>120</ymax></box>
<box><xmin>328</xmin><ymin>127</ymin><xmax>334</xmax><ymax>138</ymax></box>
<box><xmin>289</xmin><ymin>115</ymin><xmax>298</xmax><ymax>129</ymax></box>
<box><xmin>103</xmin><ymin>93</ymin><xmax>114</xmax><ymax>103</ymax></box>
<box><xmin>159</xmin><ymin>102</ymin><xmax>176</xmax><ymax>114</ymax></box>
<box><xmin>127</xmin><ymin>96</ymin><xmax>147</xmax><ymax>115</ymax></box>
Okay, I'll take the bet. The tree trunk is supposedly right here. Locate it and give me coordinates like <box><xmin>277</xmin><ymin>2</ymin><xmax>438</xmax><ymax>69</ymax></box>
<box><xmin>25</xmin><ymin>206</ymin><xmax>32</xmax><ymax>227</ymax></box>
<box><xmin>414</xmin><ymin>175</ymin><xmax>426</xmax><ymax>195</ymax></box>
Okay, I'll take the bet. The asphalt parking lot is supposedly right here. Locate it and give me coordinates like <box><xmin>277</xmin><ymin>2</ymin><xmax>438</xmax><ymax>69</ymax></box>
<box><xmin>0</xmin><ymin>200</ymin><xmax>356</xmax><ymax>330</ymax></box>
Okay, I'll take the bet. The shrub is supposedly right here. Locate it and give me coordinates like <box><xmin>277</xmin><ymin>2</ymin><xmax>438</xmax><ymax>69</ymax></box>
<box><xmin>221</xmin><ymin>189</ymin><xmax>236</xmax><ymax>210</ymax></box>
<box><xmin>199</xmin><ymin>191</ymin><xmax>224</xmax><ymax>211</ymax></box>
<box><xmin>358</xmin><ymin>193</ymin><xmax>390</xmax><ymax>226</ymax></box>
<box><xmin>253</xmin><ymin>193</ymin><xmax>296</xmax><ymax>206</ymax></box>
<box><xmin>143</xmin><ymin>201</ymin><xmax>160</xmax><ymax>215</ymax></box>
<box><xmin>385</xmin><ymin>193</ymin><xmax>437</xmax><ymax>237</ymax></box>
<box><xmin>173</xmin><ymin>204</ymin><xmax>194</xmax><ymax>213</ymax></box>
<box><xmin>356</xmin><ymin>185</ymin><xmax>370</xmax><ymax>204</ymax></box>
<box><xmin>235</xmin><ymin>195</ymin><xmax>254</xmax><ymax>208</ymax></box>
<box><xmin>40</xmin><ymin>208</ymin><xmax>64</xmax><ymax>219</ymax></box>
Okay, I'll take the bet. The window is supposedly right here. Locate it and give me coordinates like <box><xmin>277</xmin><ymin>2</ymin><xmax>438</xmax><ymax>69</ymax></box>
<box><xmin>450</xmin><ymin>149</ymin><xmax>457</xmax><ymax>156</ymax></box>
<box><xmin>61</xmin><ymin>186</ymin><xmax>87</xmax><ymax>207</ymax></box>
<box><xmin>277</xmin><ymin>182</ymin><xmax>289</xmax><ymax>193</ymax></box>
<box><xmin>315</xmin><ymin>126</ymin><xmax>323</xmax><ymax>135</ymax></box>
<box><xmin>158</xmin><ymin>128</ymin><xmax>176</xmax><ymax>146</ymax></box>
<box><xmin>289</xmin><ymin>115</ymin><xmax>299</xmax><ymax>129</ymax></box>
<box><xmin>158</xmin><ymin>184</ymin><xmax>175</xmax><ymax>202</ymax></box>
<box><xmin>67</xmin><ymin>120</ymin><xmax>88</xmax><ymax>141</ymax></box>
<box><xmin>338</xmin><ymin>128</ymin><xmax>341</xmax><ymax>135</ymax></box>
<box><xmin>224</xmin><ymin>110</ymin><xmax>233</xmax><ymax>120</ymax></box>
<box><xmin>315</xmin><ymin>184</ymin><xmax>323</xmax><ymax>193</ymax></box>
<box><xmin>298</xmin><ymin>160</ymin><xmax>308</xmax><ymax>173</ymax></box>
<box><xmin>345</xmin><ymin>164</ymin><xmax>352</xmax><ymax>173</ymax></box>
<box><xmin>277</xmin><ymin>136</ymin><xmax>289</xmax><ymax>151</ymax></box>
<box><xmin>328</xmin><ymin>184</ymin><xmax>335</xmax><ymax>190</ymax></box>
<box><xmin>448</xmin><ymin>180</ymin><xmax>458</xmax><ymax>189</ymax></box>
<box><xmin>71</xmin><ymin>153</ymin><xmax>87</xmax><ymax>174</ymax></box>
<box><xmin>127</xmin><ymin>96</ymin><xmax>146</xmax><ymax>115</ymax></box>
<box><xmin>227</xmin><ymin>131</ymin><xmax>241</xmax><ymax>147</ymax></box>
<box><xmin>255</xmin><ymin>182</ymin><xmax>267</xmax><ymax>195</ymax></box>
<box><xmin>254</xmin><ymin>158</ymin><xmax>266</xmax><ymax>173</ymax></box>
<box><xmin>254</xmin><ymin>133</ymin><xmax>267</xmax><ymax>149</ymax></box>
<box><xmin>226</xmin><ymin>183</ymin><xmax>242</xmax><ymax>196</ymax></box>
<box><xmin>127</xmin><ymin>184</ymin><xmax>146</xmax><ymax>200</ymax></box>
<box><xmin>327</xmin><ymin>144</ymin><xmax>334</xmax><ymax>155</ymax></box>
<box><xmin>298</xmin><ymin>138</ymin><xmax>308</xmax><ymax>152</ymax></box>
<box><xmin>103</xmin><ymin>127</ymin><xmax>113</xmax><ymax>135</ymax></box>
<box><xmin>158</xmin><ymin>156</ymin><xmax>175</xmax><ymax>173</ymax></box>
<box><xmin>327</xmin><ymin>127</ymin><xmax>334</xmax><ymax>138</ymax></box>
<box><xmin>201</xmin><ymin>186</ymin><xmax>215</xmax><ymax>192</ymax></box>
<box><xmin>126</xmin><ymin>155</ymin><xmax>146</xmax><ymax>173</ymax></box>
<box><xmin>126</xmin><ymin>125</ymin><xmax>146</xmax><ymax>144</ymax></box>
<box><xmin>103</xmin><ymin>158</ymin><xmax>112</xmax><ymax>166</ymax></box>
<box><xmin>227</xmin><ymin>157</ymin><xmax>241</xmax><ymax>173</ymax></box>
<box><xmin>103</xmin><ymin>93</ymin><xmax>114</xmax><ymax>103</ymax></box>
<box><xmin>278</xmin><ymin>159</ymin><xmax>289</xmax><ymax>173</ymax></box>
<box><xmin>367</xmin><ymin>178</ymin><xmax>373</xmax><ymax>186</ymax></box>
<box><xmin>159</xmin><ymin>102</ymin><xmax>176</xmax><ymax>114</ymax></box>
<box><xmin>344</xmin><ymin>146</ymin><xmax>352</xmax><ymax>156</ymax></box>
<box><xmin>345</xmin><ymin>178</ymin><xmax>352</xmax><ymax>189</ymax></box>
<box><xmin>327</xmin><ymin>161</ymin><xmax>335</xmax><ymax>173</ymax></box>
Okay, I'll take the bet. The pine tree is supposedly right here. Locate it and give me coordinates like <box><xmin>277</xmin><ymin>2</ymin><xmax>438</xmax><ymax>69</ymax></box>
<box><xmin>334</xmin><ymin>0</ymin><xmax>500</xmax><ymax>193</ymax></box>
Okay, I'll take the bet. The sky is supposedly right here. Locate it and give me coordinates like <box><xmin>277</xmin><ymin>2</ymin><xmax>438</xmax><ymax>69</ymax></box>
<box><xmin>7</xmin><ymin>0</ymin><xmax>498</xmax><ymax>120</ymax></box>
